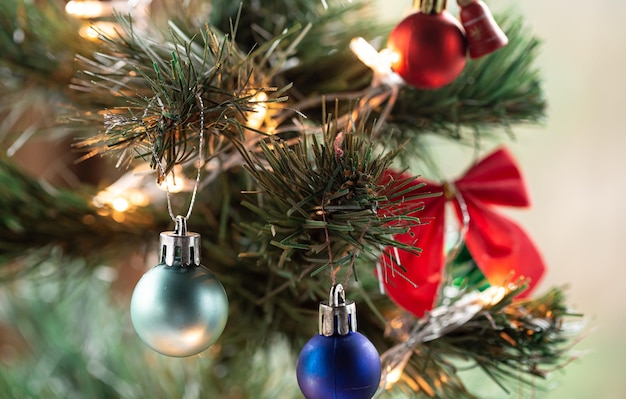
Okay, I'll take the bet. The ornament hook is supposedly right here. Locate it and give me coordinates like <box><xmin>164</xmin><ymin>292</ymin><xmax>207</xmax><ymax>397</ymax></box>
<box><xmin>174</xmin><ymin>215</ymin><xmax>188</xmax><ymax>236</ymax></box>
<box><xmin>417</xmin><ymin>0</ymin><xmax>447</xmax><ymax>14</ymax></box>
<box><xmin>319</xmin><ymin>284</ymin><xmax>357</xmax><ymax>336</ymax></box>
<box><xmin>160</xmin><ymin>216</ymin><xmax>201</xmax><ymax>267</ymax></box>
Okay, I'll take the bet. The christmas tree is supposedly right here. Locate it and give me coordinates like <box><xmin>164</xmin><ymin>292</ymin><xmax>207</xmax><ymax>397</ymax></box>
<box><xmin>0</xmin><ymin>0</ymin><xmax>583</xmax><ymax>398</ymax></box>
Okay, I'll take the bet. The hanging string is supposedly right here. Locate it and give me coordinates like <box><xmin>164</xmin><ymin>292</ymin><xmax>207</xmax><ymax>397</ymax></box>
<box><xmin>321</xmin><ymin>195</ymin><xmax>337</xmax><ymax>286</ymax></box>
<box><xmin>185</xmin><ymin>94</ymin><xmax>205</xmax><ymax>220</ymax></box>
<box><xmin>343</xmin><ymin>220</ymin><xmax>370</xmax><ymax>288</ymax></box>
<box><xmin>143</xmin><ymin>93</ymin><xmax>205</xmax><ymax>222</ymax></box>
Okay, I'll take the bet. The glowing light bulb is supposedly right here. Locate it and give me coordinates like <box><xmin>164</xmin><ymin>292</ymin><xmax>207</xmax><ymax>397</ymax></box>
<box><xmin>158</xmin><ymin>165</ymin><xmax>189</xmax><ymax>193</ymax></box>
<box><xmin>79</xmin><ymin>22</ymin><xmax>118</xmax><ymax>41</ymax></box>
<box><xmin>350</xmin><ymin>37</ymin><xmax>382</xmax><ymax>68</ymax></box>
<box><xmin>379</xmin><ymin>48</ymin><xmax>401</xmax><ymax>71</ymax></box>
<box><xmin>350</xmin><ymin>37</ymin><xmax>403</xmax><ymax>87</ymax></box>
<box><xmin>112</xmin><ymin>197</ymin><xmax>130</xmax><ymax>212</ymax></box>
<box><xmin>67</xmin><ymin>0</ymin><xmax>153</xmax><ymax>36</ymax></box>
<box><xmin>79</xmin><ymin>25</ymin><xmax>99</xmax><ymax>41</ymax></box>
<box><xmin>478</xmin><ymin>285</ymin><xmax>507</xmax><ymax>306</ymax></box>
<box><xmin>385</xmin><ymin>365</ymin><xmax>403</xmax><ymax>385</ymax></box>
<box><xmin>382</xmin><ymin>350</ymin><xmax>412</xmax><ymax>387</ymax></box>
<box><xmin>129</xmin><ymin>191</ymin><xmax>149</xmax><ymax>207</ymax></box>
<box><xmin>350</xmin><ymin>37</ymin><xmax>397</xmax><ymax>75</ymax></box>
<box><xmin>246</xmin><ymin>91</ymin><xmax>268</xmax><ymax>131</ymax></box>
<box><xmin>65</xmin><ymin>1</ymin><xmax>105</xmax><ymax>18</ymax></box>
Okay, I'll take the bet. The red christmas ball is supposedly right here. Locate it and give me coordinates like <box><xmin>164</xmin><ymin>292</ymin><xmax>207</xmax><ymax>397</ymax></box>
<box><xmin>388</xmin><ymin>11</ymin><xmax>467</xmax><ymax>89</ymax></box>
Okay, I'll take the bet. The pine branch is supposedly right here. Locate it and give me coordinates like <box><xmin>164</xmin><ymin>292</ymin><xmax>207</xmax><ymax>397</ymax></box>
<box><xmin>0</xmin><ymin>0</ymin><xmax>98</xmax><ymax>147</ymax></box>
<box><xmin>0</xmin><ymin>254</ymin><xmax>581</xmax><ymax>399</ymax></box>
<box><xmin>238</xmin><ymin>122</ymin><xmax>440</xmax><ymax>283</ymax></box>
<box><xmin>0</xmin><ymin>147</ymin><xmax>390</xmax><ymax>352</ymax></box>
<box><xmin>69</xmin><ymin>6</ymin><xmax>546</xmax><ymax>175</ymax></box>
<box><xmin>383</xmin><ymin>284</ymin><xmax>582</xmax><ymax>398</ymax></box>
<box><xmin>441</xmin><ymin>287</ymin><xmax>577</xmax><ymax>383</ymax></box>
<box><xmin>0</xmin><ymin>2</ymin><xmax>581</xmax><ymax>398</ymax></box>
<box><xmin>0</xmin><ymin>0</ymin><xmax>95</xmax><ymax>82</ymax></box>
<box><xmin>281</xmin><ymin>14</ymin><xmax>545</xmax><ymax>151</ymax></box>
<box><xmin>207</xmin><ymin>0</ymin><xmax>386</xmax><ymax>62</ymax></box>
<box><xmin>0</xmin><ymin>157</ymin><xmax>156</xmax><ymax>276</ymax></box>
<box><xmin>0</xmin><ymin>0</ymin><xmax>545</xmax><ymax>155</ymax></box>
<box><xmin>70</xmin><ymin>16</ymin><xmax>290</xmax><ymax>178</ymax></box>
<box><xmin>383</xmin><ymin>15</ymin><xmax>545</xmax><ymax>144</ymax></box>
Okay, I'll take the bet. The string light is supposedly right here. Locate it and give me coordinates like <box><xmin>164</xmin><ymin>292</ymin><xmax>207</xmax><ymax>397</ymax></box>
<box><xmin>93</xmin><ymin>188</ymin><xmax>148</xmax><ymax>211</ymax></box>
<box><xmin>66</xmin><ymin>0</ymin><xmax>152</xmax><ymax>18</ymax></box>
<box><xmin>350</xmin><ymin>37</ymin><xmax>393</xmax><ymax>73</ymax></box>
<box><xmin>350</xmin><ymin>37</ymin><xmax>403</xmax><ymax>86</ymax></box>
<box><xmin>78</xmin><ymin>22</ymin><xmax>118</xmax><ymax>41</ymax></box>
<box><xmin>111</xmin><ymin>197</ymin><xmax>130</xmax><ymax>213</ymax></box>
<box><xmin>66</xmin><ymin>0</ymin><xmax>153</xmax><ymax>39</ymax></box>
<box><xmin>379</xmin><ymin>285</ymin><xmax>515</xmax><ymax>390</ymax></box>
<box><xmin>478</xmin><ymin>285</ymin><xmax>508</xmax><ymax>306</ymax></box>
<box><xmin>129</xmin><ymin>191</ymin><xmax>149</xmax><ymax>207</ymax></box>
<box><xmin>65</xmin><ymin>0</ymin><xmax>105</xmax><ymax>18</ymax></box>
<box><xmin>92</xmin><ymin>163</ymin><xmax>165</xmax><ymax>216</ymax></box>
<box><xmin>246</xmin><ymin>91</ymin><xmax>269</xmax><ymax>131</ymax></box>
<box><xmin>158</xmin><ymin>165</ymin><xmax>192</xmax><ymax>193</ymax></box>
<box><xmin>381</xmin><ymin>349</ymin><xmax>411</xmax><ymax>386</ymax></box>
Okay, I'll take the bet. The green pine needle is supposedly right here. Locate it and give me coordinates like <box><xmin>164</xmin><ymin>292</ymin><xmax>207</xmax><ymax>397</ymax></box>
<box><xmin>389</xmin><ymin>285</ymin><xmax>583</xmax><ymax>398</ymax></box>
<box><xmin>0</xmin><ymin>157</ymin><xmax>156</xmax><ymax>277</ymax></box>
<box><xmin>70</xmin><ymin>16</ymin><xmax>289</xmax><ymax>177</ymax></box>
<box><xmin>238</xmin><ymin>122</ymin><xmax>439</xmax><ymax>282</ymax></box>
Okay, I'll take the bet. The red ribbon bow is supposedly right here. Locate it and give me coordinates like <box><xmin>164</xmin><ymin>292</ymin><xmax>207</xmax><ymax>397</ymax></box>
<box><xmin>379</xmin><ymin>147</ymin><xmax>545</xmax><ymax>317</ymax></box>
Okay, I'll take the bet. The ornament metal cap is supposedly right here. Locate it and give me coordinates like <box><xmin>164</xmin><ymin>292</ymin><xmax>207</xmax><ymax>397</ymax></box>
<box><xmin>160</xmin><ymin>215</ymin><xmax>201</xmax><ymax>266</ymax></box>
<box><xmin>415</xmin><ymin>0</ymin><xmax>447</xmax><ymax>14</ymax></box>
<box><xmin>319</xmin><ymin>284</ymin><xmax>357</xmax><ymax>336</ymax></box>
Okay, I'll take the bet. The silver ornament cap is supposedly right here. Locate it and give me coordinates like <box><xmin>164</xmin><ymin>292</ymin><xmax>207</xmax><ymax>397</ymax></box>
<box><xmin>160</xmin><ymin>215</ymin><xmax>200</xmax><ymax>266</ymax></box>
<box><xmin>319</xmin><ymin>284</ymin><xmax>357</xmax><ymax>336</ymax></box>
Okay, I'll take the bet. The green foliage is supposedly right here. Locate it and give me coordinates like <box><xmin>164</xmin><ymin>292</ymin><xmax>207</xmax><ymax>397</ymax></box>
<box><xmin>0</xmin><ymin>0</ymin><xmax>93</xmax><ymax>80</ymax></box>
<box><xmin>0</xmin><ymin>0</ymin><xmax>97</xmax><ymax>149</ymax></box>
<box><xmin>238</xmin><ymin>124</ymin><xmax>438</xmax><ymax>280</ymax></box>
<box><xmin>66</xmin><ymin>4</ymin><xmax>546</xmax><ymax>175</ymax></box>
<box><xmin>0</xmin><ymin>0</ymin><xmax>582</xmax><ymax>398</ymax></box>
<box><xmin>71</xmin><ymin>17</ymin><xmax>290</xmax><ymax>176</ymax></box>
<box><xmin>0</xmin><ymin>261</ymin><xmax>580</xmax><ymax>398</ymax></box>
<box><xmin>0</xmin><ymin>156</ymin><xmax>155</xmax><ymax>276</ymax></box>
<box><xmin>208</xmin><ymin>0</ymin><xmax>386</xmax><ymax>62</ymax></box>
<box><xmin>0</xmin><ymin>267</ymin><xmax>300</xmax><ymax>399</ymax></box>
<box><xmin>384</xmin><ymin>15</ymin><xmax>546</xmax><ymax>144</ymax></box>
<box><xmin>381</xmin><ymin>284</ymin><xmax>581</xmax><ymax>398</ymax></box>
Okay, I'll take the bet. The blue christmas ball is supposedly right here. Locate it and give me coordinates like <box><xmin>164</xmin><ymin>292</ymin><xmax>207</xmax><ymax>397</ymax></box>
<box><xmin>130</xmin><ymin>261</ymin><xmax>228</xmax><ymax>357</ymax></box>
<box><xmin>296</xmin><ymin>332</ymin><xmax>382</xmax><ymax>399</ymax></box>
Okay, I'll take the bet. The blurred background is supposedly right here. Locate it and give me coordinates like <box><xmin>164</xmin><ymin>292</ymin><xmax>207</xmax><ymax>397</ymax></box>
<box><xmin>377</xmin><ymin>0</ymin><xmax>626</xmax><ymax>397</ymax></box>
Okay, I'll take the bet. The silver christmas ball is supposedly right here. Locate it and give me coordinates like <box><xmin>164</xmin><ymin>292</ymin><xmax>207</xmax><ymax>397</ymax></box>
<box><xmin>130</xmin><ymin>262</ymin><xmax>228</xmax><ymax>357</ymax></box>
